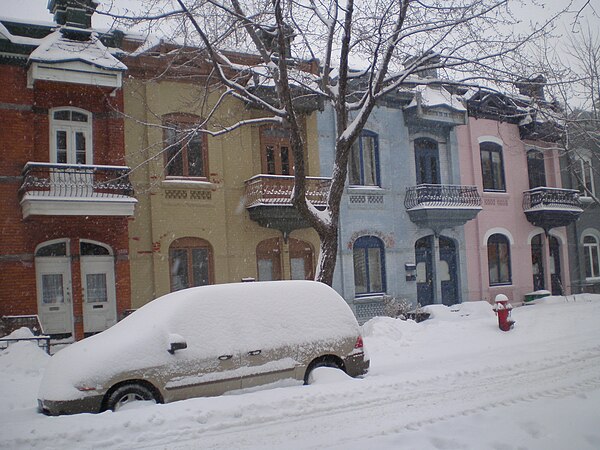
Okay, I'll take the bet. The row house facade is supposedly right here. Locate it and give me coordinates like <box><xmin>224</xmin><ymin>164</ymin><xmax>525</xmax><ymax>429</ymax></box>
<box><xmin>0</xmin><ymin>1</ymin><xmax>137</xmax><ymax>339</ymax></box>
<box><xmin>318</xmin><ymin>84</ymin><xmax>482</xmax><ymax>322</ymax></box>
<box><xmin>459</xmin><ymin>85</ymin><xmax>582</xmax><ymax>304</ymax></box>
<box><xmin>562</xmin><ymin>117</ymin><xmax>600</xmax><ymax>295</ymax></box>
<box><xmin>122</xmin><ymin>43</ymin><xmax>324</xmax><ymax>308</ymax></box>
<box><xmin>318</xmin><ymin>75</ymin><xmax>584</xmax><ymax>322</ymax></box>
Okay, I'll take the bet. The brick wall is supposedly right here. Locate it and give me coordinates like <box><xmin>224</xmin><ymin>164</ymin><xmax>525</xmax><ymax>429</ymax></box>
<box><xmin>0</xmin><ymin>62</ymin><xmax>131</xmax><ymax>340</ymax></box>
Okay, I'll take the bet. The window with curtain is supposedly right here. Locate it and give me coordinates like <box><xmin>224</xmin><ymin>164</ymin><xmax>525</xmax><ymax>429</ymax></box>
<box><xmin>480</xmin><ymin>142</ymin><xmax>506</xmax><ymax>191</ymax></box>
<box><xmin>353</xmin><ymin>236</ymin><xmax>386</xmax><ymax>295</ymax></box>
<box><xmin>349</xmin><ymin>131</ymin><xmax>380</xmax><ymax>186</ymax></box>
<box><xmin>487</xmin><ymin>233</ymin><xmax>511</xmax><ymax>285</ymax></box>
<box><xmin>169</xmin><ymin>238</ymin><xmax>213</xmax><ymax>291</ymax></box>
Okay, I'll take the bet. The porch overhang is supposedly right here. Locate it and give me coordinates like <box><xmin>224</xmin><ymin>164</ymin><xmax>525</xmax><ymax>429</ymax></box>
<box><xmin>405</xmin><ymin>184</ymin><xmax>482</xmax><ymax>234</ymax></box>
<box><xmin>522</xmin><ymin>187</ymin><xmax>583</xmax><ymax>232</ymax></box>
<box><xmin>20</xmin><ymin>194</ymin><xmax>136</xmax><ymax>219</ymax></box>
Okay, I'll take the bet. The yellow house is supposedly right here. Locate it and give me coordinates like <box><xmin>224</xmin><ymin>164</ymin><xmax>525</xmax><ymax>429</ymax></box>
<box><xmin>122</xmin><ymin>44</ymin><xmax>325</xmax><ymax>308</ymax></box>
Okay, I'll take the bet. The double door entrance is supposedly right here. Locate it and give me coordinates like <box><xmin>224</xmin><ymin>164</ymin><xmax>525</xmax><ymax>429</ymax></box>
<box><xmin>415</xmin><ymin>235</ymin><xmax>458</xmax><ymax>306</ymax></box>
<box><xmin>35</xmin><ymin>239</ymin><xmax>117</xmax><ymax>337</ymax></box>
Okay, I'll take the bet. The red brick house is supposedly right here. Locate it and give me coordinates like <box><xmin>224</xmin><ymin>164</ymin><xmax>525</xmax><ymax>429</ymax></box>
<box><xmin>0</xmin><ymin>1</ymin><xmax>136</xmax><ymax>339</ymax></box>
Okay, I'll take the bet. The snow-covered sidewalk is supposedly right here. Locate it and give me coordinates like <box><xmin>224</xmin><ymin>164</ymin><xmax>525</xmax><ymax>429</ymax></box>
<box><xmin>1</xmin><ymin>295</ymin><xmax>599</xmax><ymax>449</ymax></box>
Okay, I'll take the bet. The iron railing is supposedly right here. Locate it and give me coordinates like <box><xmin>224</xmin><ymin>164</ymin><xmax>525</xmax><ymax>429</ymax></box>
<box><xmin>404</xmin><ymin>184</ymin><xmax>481</xmax><ymax>210</ymax></box>
<box><xmin>522</xmin><ymin>187</ymin><xmax>582</xmax><ymax>211</ymax></box>
<box><xmin>244</xmin><ymin>174</ymin><xmax>331</xmax><ymax>207</ymax></box>
<box><xmin>19</xmin><ymin>162</ymin><xmax>134</xmax><ymax>199</ymax></box>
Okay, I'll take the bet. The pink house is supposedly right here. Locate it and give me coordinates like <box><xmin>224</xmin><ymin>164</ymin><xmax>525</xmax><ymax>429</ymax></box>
<box><xmin>457</xmin><ymin>87</ymin><xmax>582</xmax><ymax>304</ymax></box>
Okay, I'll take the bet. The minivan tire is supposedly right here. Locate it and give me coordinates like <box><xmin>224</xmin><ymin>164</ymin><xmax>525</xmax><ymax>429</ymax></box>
<box><xmin>304</xmin><ymin>358</ymin><xmax>343</xmax><ymax>385</ymax></box>
<box><xmin>106</xmin><ymin>383</ymin><xmax>157</xmax><ymax>412</ymax></box>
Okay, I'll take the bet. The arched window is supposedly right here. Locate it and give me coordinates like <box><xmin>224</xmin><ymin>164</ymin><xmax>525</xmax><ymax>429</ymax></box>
<box><xmin>50</xmin><ymin>108</ymin><xmax>92</xmax><ymax>165</ymax></box>
<box><xmin>487</xmin><ymin>233</ymin><xmax>511</xmax><ymax>285</ymax></box>
<box><xmin>256</xmin><ymin>237</ymin><xmax>314</xmax><ymax>280</ymax></box>
<box><xmin>163</xmin><ymin>114</ymin><xmax>208</xmax><ymax>179</ymax></box>
<box><xmin>289</xmin><ymin>238</ymin><xmax>314</xmax><ymax>280</ymax></box>
<box><xmin>353</xmin><ymin>236</ymin><xmax>386</xmax><ymax>295</ymax></box>
<box><xmin>583</xmin><ymin>234</ymin><xmax>600</xmax><ymax>279</ymax></box>
<box><xmin>349</xmin><ymin>130</ymin><xmax>380</xmax><ymax>186</ymax></box>
<box><xmin>169</xmin><ymin>237</ymin><xmax>213</xmax><ymax>291</ymax></box>
<box><xmin>414</xmin><ymin>138</ymin><xmax>440</xmax><ymax>185</ymax></box>
<box><xmin>256</xmin><ymin>238</ymin><xmax>282</xmax><ymax>281</ymax></box>
<box><xmin>527</xmin><ymin>149</ymin><xmax>546</xmax><ymax>189</ymax></box>
<box><xmin>480</xmin><ymin>142</ymin><xmax>505</xmax><ymax>191</ymax></box>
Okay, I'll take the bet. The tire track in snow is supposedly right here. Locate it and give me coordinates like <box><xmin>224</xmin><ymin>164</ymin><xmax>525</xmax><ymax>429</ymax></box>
<box><xmin>136</xmin><ymin>345</ymin><xmax>600</xmax><ymax>450</ymax></box>
<box><xmin>3</xmin><ymin>345</ymin><xmax>600</xmax><ymax>450</ymax></box>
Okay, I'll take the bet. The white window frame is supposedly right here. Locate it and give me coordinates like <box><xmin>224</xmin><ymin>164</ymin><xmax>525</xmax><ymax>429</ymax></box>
<box><xmin>577</xmin><ymin>155</ymin><xmax>595</xmax><ymax>198</ymax></box>
<box><xmin>49</xmin><ymin>107</ymin><xmax>93</xmax><ymax>165</ymax></box>
<box><xmin>583</xmin><ymin>233</ymin><xmax>600</xmax><ymax>280</ymax></box>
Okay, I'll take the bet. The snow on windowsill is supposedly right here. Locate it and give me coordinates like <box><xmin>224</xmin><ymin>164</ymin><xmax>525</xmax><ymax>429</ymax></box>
<box><xmin>161</xmin><ymin>179</ymin><xmax>215</xmax><ymax>190</ymax></box>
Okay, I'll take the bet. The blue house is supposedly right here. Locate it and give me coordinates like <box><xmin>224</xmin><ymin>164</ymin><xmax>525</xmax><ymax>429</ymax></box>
<box><xmin>318</xmin><ymin>84</ymin><xmax>482</xmax><ymax>323</ymax></box>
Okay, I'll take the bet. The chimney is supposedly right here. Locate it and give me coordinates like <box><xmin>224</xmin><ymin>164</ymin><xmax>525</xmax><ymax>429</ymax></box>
<box><xmin>515</xmin><ymin>75</ymin><xmax>546</xmax><ymax>100</ymax></box>
<box><xmin>48</xmin><ymin>0</ymin><xmax>98</xmax><ymax>29</ymax></box>
<box><xmin>404</xmin><ymin>51</ymin><xmax>441</xmax><ymax>78</ymax></box>
<box><xmin>256</xmin><ymin>23</ymin><xmax>294</xmax><ymax>58</ymax></box>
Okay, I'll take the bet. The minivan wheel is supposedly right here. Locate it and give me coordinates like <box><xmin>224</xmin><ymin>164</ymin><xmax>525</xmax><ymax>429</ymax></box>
<box><xmin>106</xmin><ymin>384</ymin><xmax>157</xmax><ymax>412</ymax></box>
<box><xmin>304</xmin><ymin>358</ymin><xmax>343</xmax><ymax>385</ymax></box>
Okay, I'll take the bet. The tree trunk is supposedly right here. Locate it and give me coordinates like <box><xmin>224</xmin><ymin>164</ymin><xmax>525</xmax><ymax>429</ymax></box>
<box><xmin>314</xmin><ymin>224</ymin><xmax>339</xmax><ymax>286</ymax></box>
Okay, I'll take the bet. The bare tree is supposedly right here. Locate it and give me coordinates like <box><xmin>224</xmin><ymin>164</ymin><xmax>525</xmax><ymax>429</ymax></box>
<box><xmin>107</xmin><ymin>0</ymin><xmax>575</xmax><ymax>285</ymax></box>
<box><xmin>529</xmin><ymin>21</ymin><xmax>600</xmax><ymax>205</ymax></box>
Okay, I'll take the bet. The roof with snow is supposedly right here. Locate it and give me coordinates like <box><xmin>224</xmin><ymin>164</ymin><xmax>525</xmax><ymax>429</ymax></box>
<box><xmin>29</xmin><ymin>29</ymin><xmax>126</xmax><ymax>71</ymax></box>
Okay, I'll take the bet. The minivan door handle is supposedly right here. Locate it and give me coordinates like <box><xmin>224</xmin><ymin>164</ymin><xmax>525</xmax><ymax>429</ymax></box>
<box><xmin>248</xmin><ymin>350</ymin><xmax>262</xmax><ymax>356</ymax></box>
<box><xmin>218</xmin><ymin>354</ymin><xmax>233</xmax><ymax>360</ymax></box>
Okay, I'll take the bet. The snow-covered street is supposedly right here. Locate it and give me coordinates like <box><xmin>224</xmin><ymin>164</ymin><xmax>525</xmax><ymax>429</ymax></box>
<box><xmin>1</xmin><ymin>295</ymin><xmax>600</xmax><ymax>449</ymax></box>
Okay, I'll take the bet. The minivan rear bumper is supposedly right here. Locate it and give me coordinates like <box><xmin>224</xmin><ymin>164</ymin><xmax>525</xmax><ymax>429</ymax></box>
<box><xmin>344</xmin><ymin>352</ymin><xmax>369</xmax><ymax>378</ymax></box>
<box><xmin>38</xmin><ymin>394</ymin><xmax>104</xmax><ymax>416</ymax></box>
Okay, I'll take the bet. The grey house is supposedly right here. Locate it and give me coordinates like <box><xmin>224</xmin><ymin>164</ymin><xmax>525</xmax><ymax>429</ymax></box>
<box><xmin>562</xmin><ymin>117</ymin><xmax>600</xmax><ymax>294</ymax></box>
<box><xmin>318</xmin><ymin>84</ymin><xmax>481</xmax><ymax>323</ymax></box>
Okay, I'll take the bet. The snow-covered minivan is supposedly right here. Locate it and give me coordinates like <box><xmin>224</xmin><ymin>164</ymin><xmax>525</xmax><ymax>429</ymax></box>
<box><xmin>38</xmin><ymin>280</ymin><xmax>369</xmax><ymax>415</ymax></box>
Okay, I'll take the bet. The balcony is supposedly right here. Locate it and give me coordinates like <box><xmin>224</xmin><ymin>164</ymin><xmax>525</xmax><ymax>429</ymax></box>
<box><xmin>19</xmin><ymin>162</ymin><xmax>137</xmax><ymax>218</ymax></box>
<box><xmin>244</xmin><ymin>175</ymin><xmax>330</xmax><ymax>235</ymax></box>
<box><xmin>522</xmin><ymin>187</ymin><xmax>583</xmax><ymax>232</ymax></box>
<box><xmin>405</xmin><ymin>184</ymin><xmax>482</xmax><ymax>234</ymax></box>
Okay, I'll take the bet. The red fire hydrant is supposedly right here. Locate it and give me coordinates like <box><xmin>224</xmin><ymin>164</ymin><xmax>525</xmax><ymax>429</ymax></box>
<box><xmin>492</xmin><ymin>294</ymin><xmax>515</xmax><ymax>331</ymax></box>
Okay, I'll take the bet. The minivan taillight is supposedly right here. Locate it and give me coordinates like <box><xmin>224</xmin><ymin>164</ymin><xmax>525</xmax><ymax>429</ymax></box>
<box><xmin>354</xmin><ymin>336</ymin><xmax>364</xmax><ymax>349</ymax></box>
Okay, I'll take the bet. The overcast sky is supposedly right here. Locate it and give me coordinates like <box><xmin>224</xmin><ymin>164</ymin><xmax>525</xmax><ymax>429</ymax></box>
<box><xmin>3</xmin><ymin>0</ymin><xmax>598</xmax><ymax>32</ymax></box>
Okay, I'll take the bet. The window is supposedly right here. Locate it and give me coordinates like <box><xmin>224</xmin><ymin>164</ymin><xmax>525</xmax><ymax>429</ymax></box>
<box><xmin>414</xmin><ymin>138</ymin><xmax>440</xmax><ymax>185</ymax></box>
<box><xmin>480</xmin><ymin>142</ymin><xmax>506</xmax><ymax>191</ymax></box>
<box><xmin>164</xmin><ymin>116</ymin><xmax>208</xmax><ymax>178</ymax></box>
<box><xmin>487</xmin><ymin>234</ymin><xmax>511</xmax><ymax>285</ymax></box>
<box><xmin>169</xmin><ymin>238</ymin><xmax>213</xmax><ymax>291</ymax></box>
<box><xmin>256</xmin><ymin>238</ymin><xmax>282</xmax><ymax>281</ymax></box>
<box><xmin>583</xmin><ymin>235</ymin><xmax>600</xmax><ymax>279</ymax></box>
<box><xmin>256</xmin><ymin>237</ymin><xmax>314</xmax><ymax>280</ymax></box>
<box><xmin>261</xmin><ymin>126</ymin><xmax>293</xmax><ymax>175</ymax></box>
<box><xmin>527</xmin><ymin>149</ymin><xmax>546</xmax><ymax>189</ymax></box>
<box><xmin>353</xmin><ymin>236</ymin><xmax>386</xmax><ymax>295</ymax></box>
<box><xmin>50</xmin><ymin>108</ymin><xmax>92</xmax><ymax>165</ymax></box>
<box><xmin>575</xmin><ymin>155</ymin><xmax>595</xmax><ymax>197</ymax></box>
<box><xmin>349</xmin><ymin>131</ymin><xmax>380</xmax><ymax>186</ymax></box>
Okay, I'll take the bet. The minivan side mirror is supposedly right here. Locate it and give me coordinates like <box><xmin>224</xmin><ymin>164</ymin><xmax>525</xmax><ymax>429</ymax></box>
<box><xmin>167</xmin><ymin>333</ymin><xmax>187</xmax><ymax>354</ymax></box>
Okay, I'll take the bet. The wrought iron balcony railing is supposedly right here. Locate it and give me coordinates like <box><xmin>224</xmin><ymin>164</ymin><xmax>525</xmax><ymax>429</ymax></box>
<box><xmin>522</xmin><ymin>187</ymin><xmax>582</xmax><ymax>211</ymax></box>
<box><xmin>244</xmin><ymin>174</ymin><xmax>331</xmax><ymax>208</ymax></box>
<box><xmin>19</xmin><ymin>162</ymin><xmax>134</xmax><ymax>199</ymax></box>
<box><xmin>404</xmin><ymin>184</ymin><xmax>482</xmax><ymax>210</ymax></box>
